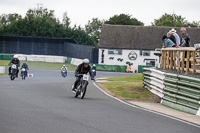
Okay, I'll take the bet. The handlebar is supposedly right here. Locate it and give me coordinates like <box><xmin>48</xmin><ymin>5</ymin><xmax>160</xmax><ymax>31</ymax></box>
<box><xmin>9</xmin><ymin>63</ymin><xmax>19</xmax><ymax>67</ymax></box>
<box><xmin>76</xmin><ymin>74</ymin><xmax>95</xmax><ymax>81</ymax></box>
<box><xmin>77</xmin><ymin>74</ymin><xmax>84</xmax><ymax>76</ymax></box>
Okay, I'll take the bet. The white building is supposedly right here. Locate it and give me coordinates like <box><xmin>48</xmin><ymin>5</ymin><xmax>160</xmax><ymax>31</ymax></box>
<box><xmin>98</xmin><ymin>48</ymin><xmax>160</xmax><ymax>72</ymax></box>
<box><xmin>98</xmin><ymin>24</ymin><xmax>164</xmax><ymax>72</ymax></box>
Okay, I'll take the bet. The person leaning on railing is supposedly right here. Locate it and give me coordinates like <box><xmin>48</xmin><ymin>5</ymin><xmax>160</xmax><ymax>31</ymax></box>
<box><xmin>176</xmin><ymin>27</ymin><xmax>191</xmax><ymax>68</ymax></box>
<box><xmin>177</xmin><ymin>27</ymin><xmax>191</xmax><ymax>48</ymax></box>
<box><xmin>162</xmin><ymin>35</ymin><xmax>176</xmax><ymax>48</ymax></box>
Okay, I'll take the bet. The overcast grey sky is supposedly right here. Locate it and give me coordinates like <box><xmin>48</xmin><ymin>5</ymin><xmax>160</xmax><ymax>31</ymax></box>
<box><xmin>0</xmin><ymin>0</ymin><xmax>199</xmax><ymax>27</ymax></box>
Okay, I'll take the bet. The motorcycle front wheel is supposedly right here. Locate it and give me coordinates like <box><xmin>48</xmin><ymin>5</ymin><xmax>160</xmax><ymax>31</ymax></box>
<box><xmin>74</xmin><ymin>83</ymin><xmax>81</xmax><ymax>98</ymax></box>
<box><xmin>80</xmin><ymin>81</ymin><xmax>88</xmax><ymax>99</ymax></box>
<box><xmin>10</xmin><ymin>76</ymin><xmax>15</xmax><ymax>80</ymax></box>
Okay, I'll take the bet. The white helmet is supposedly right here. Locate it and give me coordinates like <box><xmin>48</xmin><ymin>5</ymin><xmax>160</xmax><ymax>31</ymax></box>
<box><xmin>13</xmin><ymin>55</ymin><xmax>18</xmax><ymax>59</ymax></box>
<box><xmin>63</xmin><ymin>64</ymin><xmax>65</xmax><ymax>67</ymax></box>
<box><xmin>83</xmin><ymin>58</ymin><xmax>90</xmax><ymax>64</ymax></box>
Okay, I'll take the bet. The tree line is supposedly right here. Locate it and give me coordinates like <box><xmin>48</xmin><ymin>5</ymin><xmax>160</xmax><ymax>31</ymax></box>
<box><xmin>0</xmin><ymin>5</ymin><xmax>199</xmax><ymax>47</ymax></box>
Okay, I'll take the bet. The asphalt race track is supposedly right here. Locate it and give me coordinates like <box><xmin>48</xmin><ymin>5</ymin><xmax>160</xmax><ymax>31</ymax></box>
<box><xmin>0</xmin><ymin>70</ymin><xmax>199</xmax><ymax>133</ymax></box>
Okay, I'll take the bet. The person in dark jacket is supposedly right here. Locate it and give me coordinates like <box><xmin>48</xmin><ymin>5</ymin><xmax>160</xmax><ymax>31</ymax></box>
<box><xmin>177</xmin><ymin>27</ymin><xmax>191</xmax><ymax>68</ymax></box>
<box><xmin>61</xmin><ymin>64</ymin><xmax>68</xmax><ymax>76</ymax></box>
<box><xmin>20</xmin><ymin>62</ymin><xmax>29</xmax><ymax>77</ymax></box>
<box><xmin>72</xmin><ymin>58</ymin><xmax>94</xmax><ymax>92</ymax></box>
<box><xmin>180</xmin><ymin>27</ymin><xmax>190</xmax><ymax>47</ymax></box>
<box><xmin>21</xmin><ymin>62</ymin><xmax>29</xmax><ymax>70</ymax></box>
<box><xmin>8</xmin><ymin>55</ymin><xmax>20</xmax><ymax>77</ymax></box>
<box><xmin>162</xmin><ymin>35</ymin><xmax>176</xmax><ymax>48</ymax></box>
<box><xmin>167</xmin><ymin>32</ymin><xmax>176</xmax><ymax>45</ymax></box>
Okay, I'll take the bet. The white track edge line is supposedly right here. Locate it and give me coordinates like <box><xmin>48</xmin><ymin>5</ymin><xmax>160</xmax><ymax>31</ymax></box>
<box><xmin>93</xmin><ymin>83</ymin><xmax>200</xmax><ymax>128</ymax></box>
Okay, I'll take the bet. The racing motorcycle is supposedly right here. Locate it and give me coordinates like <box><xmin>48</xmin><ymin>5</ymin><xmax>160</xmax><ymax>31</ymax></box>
<box><xmin>61</xmin><ymin>70</ymin><xmax>67</xmax><ymax>78</ymax></box>
<box><xmin>73</xmin><ymin>74</ymin><xmax>94</xmax><ymax>99</ymax></box>
<box><xmin>10</xmin><ymin>64</ymin><xmax>17</xmax><ymax>80</ymax></box>
<box><xmin>21</xmin><ymin>68</ymin><xmax>27</xmax><ymax>80</ymax></box>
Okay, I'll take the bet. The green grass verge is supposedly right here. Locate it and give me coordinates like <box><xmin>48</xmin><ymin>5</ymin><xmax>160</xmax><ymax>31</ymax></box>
<box><xmin>23</xmin><ymin>61</ymin><xmax>76</xmax><ymax>71</ymax></box>
<box><xmin>101</xmin><ymin>74</ymin><xmax>152</xmax><ymax>100</ymax></box>
<box><xmin>0</xmin><ymin>60</ymin><xmax>76</xmax><ymax>72</ymax></box>
<box><xmin>0</xmin><ymin>73</ymin><xmax>7</xmax><ymax>76</ymax></box>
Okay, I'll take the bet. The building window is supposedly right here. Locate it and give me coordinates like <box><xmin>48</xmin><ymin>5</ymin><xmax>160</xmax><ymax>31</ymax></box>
<box><xmin>140</xmin><ymin>50</ymin><xmax>142</xmax><ymax>56</ymax></box>
<box><xmin>108</xmin><ymin>49</ymin><xmax>122</xmax><ymax>55</ymax></box>
<box><xmin>140</xmin><ymin>50</ymin><xmax>150</xmax><ymax>56</ymax></box>
<box><xmin>146</xmin><ymin>60</ymin><xmax>155</xmax><ymax>66</ymax></box>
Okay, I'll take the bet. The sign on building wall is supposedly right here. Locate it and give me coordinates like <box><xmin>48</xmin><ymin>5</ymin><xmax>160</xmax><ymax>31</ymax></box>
<box><xmin>128</xmin><ymin>51</ymin><xmax>137</xmax><ymax>60</ymax></box>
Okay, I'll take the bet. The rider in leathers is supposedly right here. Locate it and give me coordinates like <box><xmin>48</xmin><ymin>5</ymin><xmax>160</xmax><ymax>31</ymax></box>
<box><xmin>72</xmin><ymin>58</ymin><xmax>94</xmax><ymax>92</ymax></box>
<box><xmin>8</xmin><ymin>55</ymin><xmax>20</xmax><ymax>77</ymax></box>
<box><xmin>20</xmin><ymin>62</ymin><xmax>29</xmax><ymax>77</ymax></box>
<box><xmin>61</xmin><ymin>64</ymin><xmax>68</xmax><ymax>76</ymax></box>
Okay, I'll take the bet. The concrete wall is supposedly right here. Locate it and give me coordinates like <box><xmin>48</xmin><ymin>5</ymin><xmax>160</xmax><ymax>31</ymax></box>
<box><xmin>98</xmin><ymin>48</ymin><xmax>158</xmax><ymax>71</ymax></box>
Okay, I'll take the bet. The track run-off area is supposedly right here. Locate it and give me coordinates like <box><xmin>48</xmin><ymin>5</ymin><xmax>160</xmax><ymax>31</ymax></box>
<box><xmin>0</xmin><ymin>70</ymin><xmax>199</xmax><ymax>133</ymax></box>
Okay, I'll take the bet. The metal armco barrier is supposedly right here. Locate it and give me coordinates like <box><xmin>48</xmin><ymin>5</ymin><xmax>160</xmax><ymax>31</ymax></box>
<box><xmin>143</xmin><ymin>68</ymin><xmax>200</xmax><ymax>116</ymax></box>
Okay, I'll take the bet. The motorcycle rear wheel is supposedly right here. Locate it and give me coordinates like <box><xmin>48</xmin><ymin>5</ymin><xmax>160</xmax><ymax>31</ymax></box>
<box><xmin>74</xmin><ymin>84</ymin><xmax>81</xmax><ymax>98</ymax></box>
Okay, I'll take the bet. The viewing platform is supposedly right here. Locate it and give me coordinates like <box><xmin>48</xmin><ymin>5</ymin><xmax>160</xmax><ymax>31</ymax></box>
<box><xmin>161</xmin><ymin>47</ymin><xmax>200</xmax><ymax>75</ymax></box>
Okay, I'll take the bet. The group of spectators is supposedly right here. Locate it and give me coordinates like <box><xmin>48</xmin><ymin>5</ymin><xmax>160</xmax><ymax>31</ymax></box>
<box><xmin>162</xmin><ymin>27</ymin><xmax>190</xmax><ymax>48</ymax></box>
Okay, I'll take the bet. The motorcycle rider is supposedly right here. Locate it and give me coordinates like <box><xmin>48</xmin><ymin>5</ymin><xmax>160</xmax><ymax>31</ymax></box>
<box><xmin>8</xmin><ymin>55</ymin><xmax>20</xmax><ymax>77</ymax></box>
<box><xmin>20</xmin><ymin>62</ymin><xmax>29</xmax><ymax>77</ymax></box>
<box><xmin>92</xmin><ymin>64</ymin><xmax>96</xmax><ymax>77</ymax></box>
<box><xmin>72</xmin><ymin>58</ymin><xmax>94</xmax><ymax>92</ymax></box>
<box><xmin>61</xmin><ymin>64</ymin><xmax>68</xmax><ymax>76</ymax></box>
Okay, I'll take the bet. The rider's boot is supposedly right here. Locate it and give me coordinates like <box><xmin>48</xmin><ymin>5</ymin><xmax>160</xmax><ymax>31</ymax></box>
<box><xmin>72</xmin><ymin>85</ymin><xmax>76</xmax><ymax>93</ymax></box>
<box><xmin>8</xmin><ymin>70</ymin><xmax>11</xmax><ymax>75</ymax></box>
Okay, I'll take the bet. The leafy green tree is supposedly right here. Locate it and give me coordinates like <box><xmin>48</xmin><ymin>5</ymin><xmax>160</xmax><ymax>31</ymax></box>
<box><xmin>152</xmin><ymin>13</ymin><xmax>188</xmax><ymax>27</ymax></box>
<box><xmin>85</xmin><ymin>18</ymin><xmax>103</xmax><ymax>44</ymax></box>
<box><xmin>105</xmin><ymin>13</ymin><xmax>144</xmax><ymax>26</ymax></box>
<box><xmin>0</xmin><ymin>13</ymin><xmax>22</xmax><ymax>29</ymax></box>
<box><xmin>62</xmin><ymin>11</ymin><xmax>71</xmax><ymax>28</ymax></box>
<box><xmin>0</xmin><ymin>5</ymin><xmax>97</xmax><ymax>46</ymax></box>
<box><xmin>187</xmin><ymin>21</ymin><xmax>200</xmax><ymax>28</ymax></box>
<box><xmin>70</xmin><ymin>25</ymin><xmax>97</xmax><ymax>47</ymax></box>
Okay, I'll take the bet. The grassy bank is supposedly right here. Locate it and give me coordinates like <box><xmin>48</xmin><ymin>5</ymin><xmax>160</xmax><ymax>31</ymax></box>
<box><xmin>99</xmin><ymin>74</ymin><xmax>155</xmax><ymax>101</ymax></box>
<box><xmin>0</xmin><ymin>73</ymin><xmax>7</xmax><ymax>76</ymax></box>
<box><xmin>0</xmin><ymin>60</ymin><xmax>76</xmax><ymax>76</ymax></box>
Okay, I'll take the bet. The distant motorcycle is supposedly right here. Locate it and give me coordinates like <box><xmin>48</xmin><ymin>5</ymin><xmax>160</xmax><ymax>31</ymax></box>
<box><xmin>10</xmin><ymin>64</ymin><xmax>17</xmax><ymax>80</ymax></box>
<box><xmin>61</xmin><ymin>70</ymin><xmax>67</xmax><ymax>78</ymax></box>
<box><xmin>73</xmin><ymin>74</ymin><xmax>94</xmax><ymax>99</ymax></box>
<box><xmin>21</xmin><ymin>68</ymin><xmax>27</xmax><ymax>80</ymax></box>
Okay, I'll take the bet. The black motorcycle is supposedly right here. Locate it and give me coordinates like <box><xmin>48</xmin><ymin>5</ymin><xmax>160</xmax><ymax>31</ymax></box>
<box><xmin>73</xmin><ymin>74</ymin><xmax>94</xmax><ymax>99</ymax></box>
<box><xmin>21</xmin><ymin>68</ymin><xmax>27</xmax><ymax>80</ymax></box>
<box><xmin>10</xmin><ymin>64</ymin><xmax>17</xmax><ymax>80</ymax></box>
<box><xmin>61</xmin><ymin>70</ymin><xmax>67</xmax><ymax>78</ymax></box>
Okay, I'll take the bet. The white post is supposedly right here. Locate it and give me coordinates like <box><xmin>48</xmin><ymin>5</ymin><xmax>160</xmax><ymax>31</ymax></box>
<box><xmin>0</xmin><ymin>66</ymin><xmax>5</xmax><ymax>73</ymax></box>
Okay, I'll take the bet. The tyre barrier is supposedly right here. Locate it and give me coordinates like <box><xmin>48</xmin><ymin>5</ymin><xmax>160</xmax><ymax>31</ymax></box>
<box><xmin>143</xmin><ymin>68</ymin><xmax>200</xmax><ymax>116</ymax></box>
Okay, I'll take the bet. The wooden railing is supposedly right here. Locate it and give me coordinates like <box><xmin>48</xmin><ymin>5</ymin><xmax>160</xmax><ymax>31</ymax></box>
<box><xmin>161</xmin><ymin>47</ymin><xmax>200</xmax><ymax>75</ymax></box>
